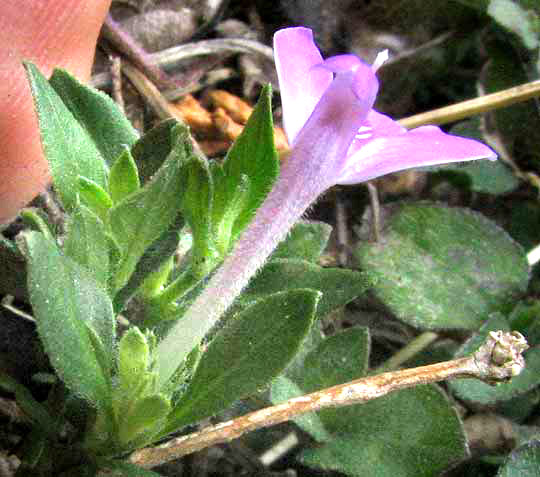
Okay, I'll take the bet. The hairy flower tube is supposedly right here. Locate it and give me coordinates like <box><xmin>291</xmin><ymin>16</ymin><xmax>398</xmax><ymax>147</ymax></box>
<box><xmin>156</xmin><ymin>27</ymin><xmax>497</xmax><ymax>385</ymax></box>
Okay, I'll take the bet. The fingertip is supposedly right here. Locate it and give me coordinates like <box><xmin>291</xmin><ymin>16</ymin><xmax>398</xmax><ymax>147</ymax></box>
<box><xmin>0</xmin><ymin>0</ymin><xmax>112</xmax><ymax>224</ymax></box>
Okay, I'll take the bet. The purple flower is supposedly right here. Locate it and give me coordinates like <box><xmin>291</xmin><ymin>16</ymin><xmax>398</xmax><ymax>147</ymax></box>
<box><xmin>156</xmin><ymin>27</ymin><xmax>496</xmax><ymax>384</ymax></box>
<box><xmin>275</xmin><ymin>27</ymin><xmax>496</xmax><ymax>187</ymax></box>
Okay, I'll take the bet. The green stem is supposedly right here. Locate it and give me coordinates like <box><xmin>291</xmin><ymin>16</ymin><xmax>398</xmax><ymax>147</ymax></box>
<box><xmin>150</xmin><ymin>267</ymin><xmax>201</xmax><ymax>309</ymax></box>
<box><xmin>375</xmin><ymin>331</ymin><xmax>439</xmax><ymax>373</ymax></box>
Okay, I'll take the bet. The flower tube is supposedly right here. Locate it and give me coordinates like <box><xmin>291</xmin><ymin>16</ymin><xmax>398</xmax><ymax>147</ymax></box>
<box><xmin>156</xmin><ymin>27</ymin><xmax>496</xmax><ymax>385</ymax></box>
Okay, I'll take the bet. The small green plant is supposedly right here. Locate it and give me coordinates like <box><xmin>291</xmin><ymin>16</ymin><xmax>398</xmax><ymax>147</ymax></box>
<box><xmin>0</xmin><ymin>26</ymin><xmax>536</xmax><ymax>477</ymax></box>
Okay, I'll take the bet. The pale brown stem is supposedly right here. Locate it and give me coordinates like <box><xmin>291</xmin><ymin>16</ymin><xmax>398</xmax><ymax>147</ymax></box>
<box><xmin>109</xmin><ymin>56</ymin><xmax>124</xmax><ymax>113</ymax></box>
<box><xmin>130</xmin><ymin>331</ymin><xmax>528</xmax><ymax>469</ymax></box>
<box><xmin>102</xmin><ymin>13</ymin><xmax>177</xmax><ymax>90</ymax></box>
<box><xmin>398</xmin><ymin>80</ymin><xmax>540</xmax><ymax>129</ymax></box>
<box><xmin>366</xmin><ymin>181</ymin><xmax>381</xmax><ymax>242</ymax></box>
<box><xmin>121</xmin><ymin>63</ymin><xmax>206</xmax><ymax>159</ymax></box>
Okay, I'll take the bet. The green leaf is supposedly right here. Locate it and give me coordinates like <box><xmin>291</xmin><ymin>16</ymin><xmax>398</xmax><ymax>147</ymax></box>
<box><xmin>449</xmin><ymin>314</ymin><xmax>540</xmax><ymax>405</ymax></box>
<box><xmin>487</xmin><ymin>0</ymin><xmax>540</xmax><ymax>50</ymax></box>
<box><xmin>271</xmin><ymin>221</ymin><xmax>332</xmax><ymax>261</ymax></box>
<box><xmin>112</xmin><ymin>215</ymin><xmax>182</xmax><ymax>312</ymax></box>
<box><xmin>109</xmin><ymin>147</ymin><xmax>141</xmax><ymax>204</ymax></box>
<box><xmin>355</xmin><ymin>203</ymin><xmax>529</xmax><ymax>330</ymax></box>
<box><xmin>429</xmin><ymin>119</ymin><xmax>519</xmax><ymax>194</ymax></box>
<box><xmin>508</xmin><ymin>201</ymin><xmax>540</xmax><ymax>250</ymax></box>
<box><xmin>78</xmin><ymin>176</ymin><xmax>113</xmax><ymax>223</ymax></box>
<box><xmin>118</xmin><ymin>394</ymin><xmax>170</xmax><ymax>445</ymax></box>
<box><xmin>510</xmin><ymin>300</ymin><xmax>540</xmax><ymax>344</ymax></box>
<box><xmin>163</xmin><ymin>289</ymin><xmax>320</xmax><ymax>434</ymax></box>
<box><xmin>109</xmin><ymin>124</ymin><xmax>192</xmax><ymax>291</ymax></box>
<box><xmin>117</xmin><ymin>328</ymin><xmax>151</xmax><ymax>394</ymax></box>
<box><xmin>240</xmin><ymin>259</ymin><xmax>371</xmax><ymax>320</ymax></box>
<box><xmin>131</xmin><ymin>118</ymin><xmax>177</xmax><ymax>185</ymax></box>
<box><xmin>64</xmin><ymin>205</ymin><xmax>110</xmax><ymax>287</ymax></box>
<box><xmin>23</xmin><ymin>231</ymin><xmax>115</xmax><ymax>405</ymax></box>
<box><xmin>23</xmin><ymin>63</ymin><xmax>109</xmax><ymax>210</ymax></box>
<box><xmin>271</xmin><ymin>328</ymin><xmax>370</xmax><ymax>442</ymax></box>
<box><xmin>48</xmin><ymin>68</ymin><xmax>138</xmax><ymax>166</ymax></box>
<box><xmin>179</xmin><ymin>154</ymin><xmax>218</xmax><ymax>277</ymax></box>
<box><xmin>497</xmin><ymin>440</ymin><xmax>540</xmax><ymax>477</ymax></box>
<box><xmin>20</xmin><ymin>209</ymin><xmax>55</xmax><ymax>240</ymax></box>
<box><xmin>300</xmin><ymin>385</ymin><xmax>467</xmax><ymax>477</ymax></box>
<box><xmin>212</xmin><ymin>84</ymin><xmax>279</xmax><ymax>242</ymax></box>
<box><xmin>210</xmin><ymin>165</ymin><xmax>250</xmax><ymax>254</ymax></box>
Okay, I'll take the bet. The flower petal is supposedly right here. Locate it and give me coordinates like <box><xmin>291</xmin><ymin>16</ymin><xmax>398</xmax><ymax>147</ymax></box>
<box><xmin>337</xmin><ymin>125</ymin><xmax>497</xmax><ymax>185</ymax></box>
<box><xmin>273</xmin><ymin>27</ymin><xmax>332</xmax><ymax>144</ymax></box>
<box><xmin>348</xmin><ymin>109</ymin><xmax>406</xmax><ymax>153</ymax></box>
<box><xmin>319</xmin><ymin>54</ymin><xmax>364</xmax><ymax>72</ymax></box>
<box><xmin>290</xmin><ymin>65</ymin><xmax>379</xmax><ymax>186</ymax></box>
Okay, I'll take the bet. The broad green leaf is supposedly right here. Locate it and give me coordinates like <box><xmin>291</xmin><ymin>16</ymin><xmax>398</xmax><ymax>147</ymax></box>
<box><xmin>271</xmin><ymin>221</ymin><xmax>332</xmax><ymax>261</ymax></box>
<box><xmin>497</xmin><ymin>389</ymin><xmax>540</xmax><ymax>422</ymax></box>
<box><xmin>449</xmin><ymin>314</ymin><xmax>540</xmax><ymax>404</ymax></box>
<box><xmin>109</xmin><ymin>124</ymin><xmax>192</xmax><ymax>291</ymax></box>
<box><xmin>64</xmin><ymin>205</ymin><xmax>110</xmax><ymax>287</ymax></box>
<box><xmin>212</xmin><ymin>84</ymin><xmax>279</xmax><ymax>241</ymax></box>
<box><xmin>23</xmin><ymin>63</ymin><xmax>109</xmax><ymax>210</ymax></box>
<box><xmin>23</xmin><ymin>231</ymin><xmax>115</xmax><ymax>405</ymax></box>
<box><xmin>240</xmin><ymin>259</ymin><xmax>371</xmax><ymax>320</ymax></box>
<box><xmin>355</xmin><ymin>203</ymin><xmax>529</xmax><ymax>330</ymax></box>
<box><xmin>509</xmin><ymin>201</ymin><xmax>540</xmax><ymax>250</ymax></box>
<box><xmin>49</xmin><ymin>68</ymin><xmax>138</xmax><ymax>166</ymax></box>
<box><xmin>131</xmin><ymin>118</ymin><xmax>177</xmax><ymax>184</ymax></box>
<box><xmin>113</xmin><ymin>215</ymin><xmax>182</xmax><ymax>312</ymax></box>
<box><xmin>109</xmin><ymin>147</ymin><xmax>140</xmax><ymax>204</ymax></box>
<box><xmin>300</xmin><ymin>385</ymin><xmax>467</xmax><ymax>477</ymax></box>
<box><xmin>163</xmin><ymin>289</ymin><xmax>320</xmax><ymax>434</ymax></box>
<box><xmin>270</xmin><ymin>328</ymin><xmax>370</xmax><ymax>441</ymax></box>
<box><xmin>498</xmin><ymin>440</ymin><xmax>540</xmax><ymax>477</ymax></box>
<box><xmin>271</xmin><ymin>376</ymin><xmax>331</xmax><ymax>441</ymax></box>
<box><xmin>429</xmin><ymin>119</ymin><xmax>519</xmax><ymax>194</ymax></box>
<box><xmin>510</xmin><ymin>300</ymin><xmax>540</xmax><ymax>344</ymax></box>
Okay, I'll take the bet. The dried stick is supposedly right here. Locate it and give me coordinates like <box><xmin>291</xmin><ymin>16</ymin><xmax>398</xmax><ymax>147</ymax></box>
<box><xmin>101</xmin><ymin>13</ymin><xmax>177</xmax><ymax>90</ymax></box>
<box><xmin>91</xmin><ymin>38</ymin><xmax>274</xmax><ymax>90</ymax></box>
<box><xmin>130</xmin><ymin>331</ymin><xmax>528</xmax><ymax>469</ymax></box>
<box><xmin>109</xmin><ymin>55</ymin><xmax>124</xmax><ymax>112</ymax></box>
<box><xmin>398</xmin><ymin>80</ymin><xmax>540</xmax><ymax>129</ymax></box>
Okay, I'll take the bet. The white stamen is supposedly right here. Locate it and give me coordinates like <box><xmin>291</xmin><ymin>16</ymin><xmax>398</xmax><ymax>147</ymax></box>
<box><xmin>372</xmin><ymin>49</ymin><xmax>389</xmax><ymax>72</ymax></box>
<box><xmin>356</xmin><ymin>125</ymin><xmax>373</xmax><ymax>140</ymax></box>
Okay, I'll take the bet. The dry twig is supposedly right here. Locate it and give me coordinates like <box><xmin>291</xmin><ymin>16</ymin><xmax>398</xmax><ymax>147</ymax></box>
<box><xmin>130</xmin><ymin>331</ymin><xmax>528</xmax><ymax>469</ymax></box>
<box><xmin>398</xmin><ymin>80</ymin><xmax>540</xmax><ymax>129</ymax></box>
